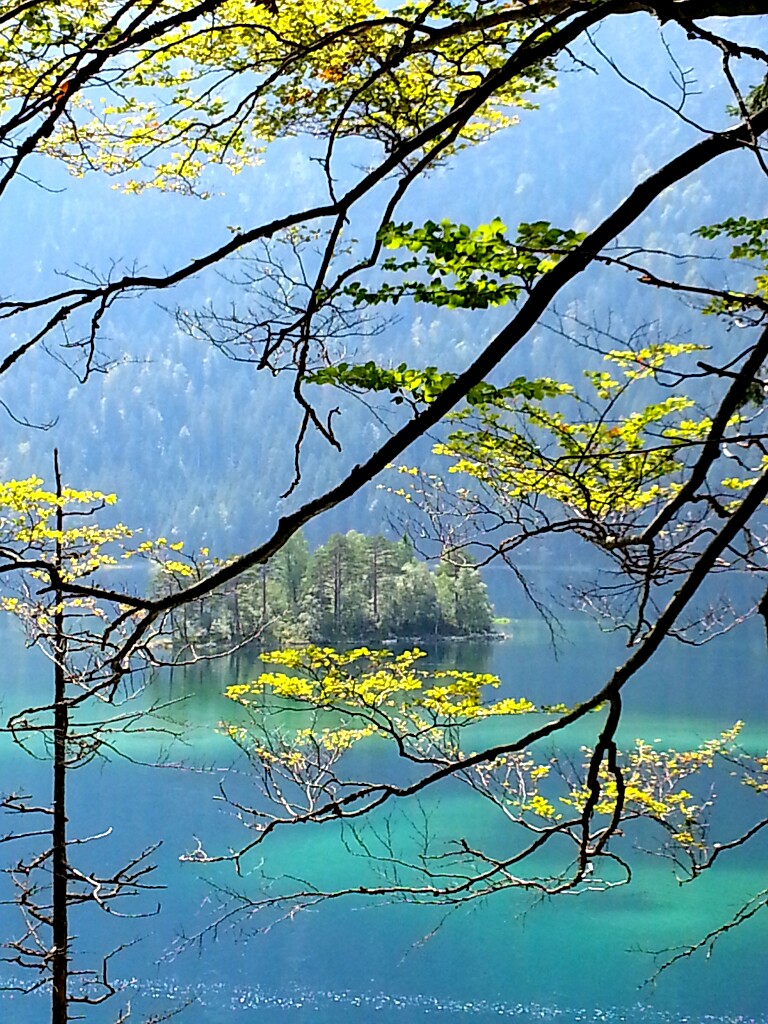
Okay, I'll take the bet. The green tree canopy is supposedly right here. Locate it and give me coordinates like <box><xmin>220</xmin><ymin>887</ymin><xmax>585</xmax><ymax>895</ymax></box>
<box><xmin>169</xmin><ymin>529</ymin><xmax>494</xmax><ymax>645</ymax></box>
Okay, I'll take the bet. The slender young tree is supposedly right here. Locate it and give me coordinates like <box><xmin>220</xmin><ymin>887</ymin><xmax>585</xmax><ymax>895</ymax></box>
<box><xmin>0</xmin><ymin>453</ymin><xmax>193</xmax><ymax>1021</ymax></box>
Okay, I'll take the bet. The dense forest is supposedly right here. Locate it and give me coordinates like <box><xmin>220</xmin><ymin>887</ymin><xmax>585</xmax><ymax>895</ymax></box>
<box><xmin>158</xmin><ymin>531</ymin><xmax>496</xmax><ymax>648</ymax></box>
<box><xmin>0</xmin><ymin>13</ymin><xmax>755</xmax><ymax>555</ymax></box>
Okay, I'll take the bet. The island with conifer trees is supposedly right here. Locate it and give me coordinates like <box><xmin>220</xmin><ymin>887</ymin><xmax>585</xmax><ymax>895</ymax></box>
<box><xmin>160</xmin><ymin>531</ymin><xmax>497</xmax><ymax>649</ymax></box>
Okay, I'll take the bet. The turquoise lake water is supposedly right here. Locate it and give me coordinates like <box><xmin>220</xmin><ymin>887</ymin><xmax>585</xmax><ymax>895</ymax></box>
<box><xmin>1</xmin><ymin>616</ymin><xmax>766</xmax><ymax>1023</ymax></box>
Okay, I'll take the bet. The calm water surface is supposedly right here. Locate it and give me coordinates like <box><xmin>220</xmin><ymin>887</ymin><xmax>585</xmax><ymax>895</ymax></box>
<box><xmin>1</xmin><ymin>617</ymin><xmax>766</xmax><ymax>1023</ymax></box>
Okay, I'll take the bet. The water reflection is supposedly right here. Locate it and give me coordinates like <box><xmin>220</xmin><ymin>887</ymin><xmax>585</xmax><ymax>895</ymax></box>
<box><xmin>4</xmin><ymin>977</ymin><xmax>768</xmax><ymax>1024</ymax></box>
<box><xmin>1</xmin><ymin>619</ymin><xmax>767</xmax><ymax>1023</ymax></box>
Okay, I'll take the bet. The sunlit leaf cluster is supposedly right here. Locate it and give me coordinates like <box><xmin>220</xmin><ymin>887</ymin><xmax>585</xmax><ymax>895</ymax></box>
<box><xmin>432</xmin><ymin>345</ymin><xmax>715</xmax><ymax>520</ymax></box>
<box><xmin>694</xmin><ymin>216</ymin><xmax>768</xmax><ymax>317</ymax></box>
<box><xmin>226</xmin><ymin>644</ymin><xmax>518</xmax><ymax>722</ymax></box>
<box><xmin>0</xmin><ymin>476</ymin><xmax>127</xmax><ymax>576</ymax></box>
<box><xmin>345</xmin><ymin>219</ymin><xmax>585</xmax><ymax>309</ymax></box>
<box><xmin>222</xmin><ymin>646</ymin><xmax>763</xmax><ymax>866</ymax></box>
<box><xmin>562</xmin><ymin>725</ymin><xmax>745</xmax><ymax>848</ymax></box>
<box><xmin>2</xmin><ymin>0</ymin><xmax>554</xmax><ymax>193</ymax></box>
<box><xmin>0</xmin><ymin>474</ymin><xmax>204</xmax><ymax>646</ymax></box>
<box><xmin>307</xmin><ymin>360</ymin><xmax>568</xmax><ymax>406</ymax></box>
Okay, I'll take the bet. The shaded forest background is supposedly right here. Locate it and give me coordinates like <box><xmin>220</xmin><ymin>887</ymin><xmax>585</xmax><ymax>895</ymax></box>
<box><xmin>2</xmin><ymin>16</ymin><xmax>760</xmax><ymax>572</ymax></box>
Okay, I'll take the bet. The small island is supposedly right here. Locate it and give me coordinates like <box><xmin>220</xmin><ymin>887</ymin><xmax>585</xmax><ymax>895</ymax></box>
<box><xmin>162</xmin><ymin>531</ymin><xmax>497</xmax><ymax>648</ymax></box>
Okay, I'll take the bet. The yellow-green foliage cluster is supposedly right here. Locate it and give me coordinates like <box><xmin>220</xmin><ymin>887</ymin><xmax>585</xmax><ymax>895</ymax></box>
<box><xmin>432</xmin><ymin>342</ymin><xmax>732</xmax><ymax>520</ymax></box>
<box><xmin>225</xmin><ymin>645</ymin><xmax>538</xmax><ymax>757</ymax></box>
<box><xmin>0</xmin><ymin>476</ymin><xmax>129</xmax><ymax>579</ymax></box>
<box><xmin>471</xmin><ymin>751</ymin><xmax>562</xmax><ymax>822</ymax></box>
<box><xmin>695</xmin><ymin>217</ymin><xmax>768</xmax><ymax>317</ymax></box>
<box><xmin>743</xmin><ymin>754</ymin><xmax>768</xmax><ymax>794</ymax></box>
<box><xmin>226</xmin><ymin>645</ymin><xmax>524</xmax><ymax>718</ymax></box>
<box><xmin>561</xmin><ymin>724</ymin><xmax>745</xmax><ymax>847</ymax></box>
<box><xmin>0</xmin><ymin>475</ymin><xmax>200</xmax><ymax>639</ymax></box>
<box><xmin>222</xmin><ymin>646</ymin><xmax>766</xmax><ymax>847</ymax></box>
<box><xmin>2</xmin><ymin>0</ymin><xmax>554</xmax><ymax>194</ymax></box>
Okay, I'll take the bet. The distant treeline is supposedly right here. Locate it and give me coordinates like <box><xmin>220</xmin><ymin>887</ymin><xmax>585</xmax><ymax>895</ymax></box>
<box><xmin>160</xmin><ymin>531</ymin><xmax>496</xmax><ymax>648</ymax></box>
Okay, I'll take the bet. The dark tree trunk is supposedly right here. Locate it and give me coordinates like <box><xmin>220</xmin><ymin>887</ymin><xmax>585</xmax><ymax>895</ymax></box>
<box><xmin>260</xmin><ymin>564</ymin><xmax>268</xmax><ymax>626</ymax></box>
<box><xmin>371</xmin><ymin>543</ymin><xmax>379</xmax><ymax>624</ymax></box>
<box><xmin>52</xmin><ymin>450</ymin><xmax>69</xmax><ymax>1024</ymax></box>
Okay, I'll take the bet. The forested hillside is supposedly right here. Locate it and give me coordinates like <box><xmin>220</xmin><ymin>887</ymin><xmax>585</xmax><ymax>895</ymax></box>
<box><xmin>1</xmin><ymin>14</ymin><xmax>758</xmax><ymax>557</ymax></box>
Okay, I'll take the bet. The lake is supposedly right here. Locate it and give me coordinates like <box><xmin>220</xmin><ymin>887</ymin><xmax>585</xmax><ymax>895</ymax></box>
<box><xmin>1</xmin><ymin>615</ymin><xmax>766</xmax><ymax>1023</ymax></box>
